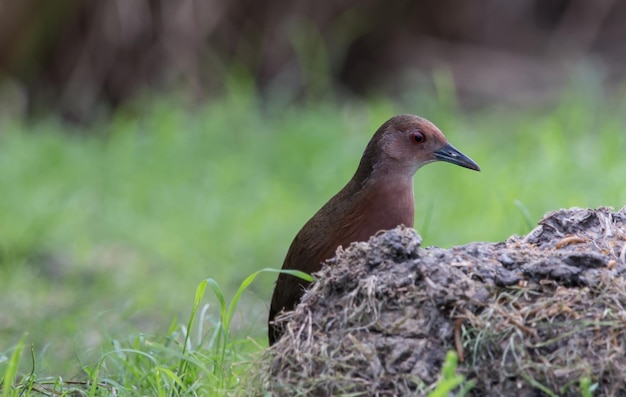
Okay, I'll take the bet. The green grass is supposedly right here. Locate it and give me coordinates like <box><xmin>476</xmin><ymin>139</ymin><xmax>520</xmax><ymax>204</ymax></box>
<box><xmin>1</xmin><ymin>83</ymin><xmax>625</xmax><ymax>394</ymax></box>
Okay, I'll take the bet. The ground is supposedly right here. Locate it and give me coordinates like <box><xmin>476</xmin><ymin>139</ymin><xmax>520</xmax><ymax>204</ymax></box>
<box><xmin>262</xmin><ymin>206</ymin><xmax>626</xmax><ymax>396</ymax></box>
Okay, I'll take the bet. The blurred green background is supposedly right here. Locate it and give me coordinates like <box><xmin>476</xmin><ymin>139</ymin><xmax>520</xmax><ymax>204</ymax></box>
<box><xmin>1</xmin><ymin>0</ymin><xmax>625</xmax><ymax>385</ymax></box>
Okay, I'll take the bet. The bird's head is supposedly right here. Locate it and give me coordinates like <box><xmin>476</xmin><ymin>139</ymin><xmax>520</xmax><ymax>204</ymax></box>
<box><xmin>363</xmin><ymin>114</ymin><xmax>480</xmax><ymax>178</ymax></box>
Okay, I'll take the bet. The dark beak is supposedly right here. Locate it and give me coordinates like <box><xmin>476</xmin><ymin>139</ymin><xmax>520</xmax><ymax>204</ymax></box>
<box><xmin>434</xmin><ymin>143</ymin><xmax>480</xmax><ymax>171</ymax></box>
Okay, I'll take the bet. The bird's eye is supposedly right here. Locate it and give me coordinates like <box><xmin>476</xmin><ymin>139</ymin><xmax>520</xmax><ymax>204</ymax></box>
<box><xmin>411</xmin><ymin>132</ymin><xmax>425</xmax><ymax>145</ymax></box>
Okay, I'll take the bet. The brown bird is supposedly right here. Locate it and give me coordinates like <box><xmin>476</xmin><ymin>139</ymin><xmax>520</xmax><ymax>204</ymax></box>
<box><xmin>268</xmin><ymin>114</ymin><xmax>480</xmax><ymax>345</ymax></box>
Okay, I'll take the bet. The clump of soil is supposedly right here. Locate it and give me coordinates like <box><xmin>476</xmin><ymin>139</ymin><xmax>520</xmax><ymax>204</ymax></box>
<box><xmin>262</xmin><ymin>207</ymin><xmax>626</xmax><ymax>396</ymax></box>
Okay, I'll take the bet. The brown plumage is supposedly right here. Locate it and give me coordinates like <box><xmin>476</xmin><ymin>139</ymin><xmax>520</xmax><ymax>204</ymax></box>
<box><xmin>268</xmin><ymin>114</ymin><xmax>480</xmax><ymax>345</ymax></box>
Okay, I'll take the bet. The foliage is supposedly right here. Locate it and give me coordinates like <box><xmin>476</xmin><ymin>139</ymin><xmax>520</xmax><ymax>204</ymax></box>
<box><xmin>0</xmin><ymin>83</ymin><xmax>625</xmax><ymax>394</ymax></box>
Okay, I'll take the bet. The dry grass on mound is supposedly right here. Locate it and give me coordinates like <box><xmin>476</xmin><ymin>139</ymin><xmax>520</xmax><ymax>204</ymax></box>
<box><xmin>259</xmin><ymin>207</ymin><xmax>626</xmax><ymax>396</ymax></box>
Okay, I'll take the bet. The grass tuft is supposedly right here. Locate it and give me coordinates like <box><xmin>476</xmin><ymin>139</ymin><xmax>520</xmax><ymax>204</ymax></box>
<box><xmin>427</xmin><ymin>351</ymin><xmax>474</xmax><ymax>397</ymax></box>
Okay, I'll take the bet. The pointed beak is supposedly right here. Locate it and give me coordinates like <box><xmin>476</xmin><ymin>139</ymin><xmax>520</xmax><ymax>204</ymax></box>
<box><xmin>434</xmin><ymin>143</ymin><xmax>480</xmax><ymax>171</ymax></box>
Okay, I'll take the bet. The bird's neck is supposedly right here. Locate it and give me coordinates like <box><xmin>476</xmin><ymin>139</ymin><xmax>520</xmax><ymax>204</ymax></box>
<box><xmin>334</xmin><ymin>172</ymin><xmax>415</xmax><ymax>245</ymax></box>
<box><xmin>353</xmin><ymin>146</ymin><xmax>419</xmax><ymax>190</ymax></box>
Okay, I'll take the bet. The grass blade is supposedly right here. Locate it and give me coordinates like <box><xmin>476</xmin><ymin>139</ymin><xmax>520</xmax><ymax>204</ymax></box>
<box><xmin>2</xmin><ymin>334</ymin><xmax>27</xmax><ymax>397</ymax></box>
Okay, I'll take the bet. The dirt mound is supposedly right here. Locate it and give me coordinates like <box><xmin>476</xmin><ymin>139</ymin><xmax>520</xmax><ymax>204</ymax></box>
<box><xmin>262</xmin><ymin>207</ymin><xmax>626</xmax><ymax>396</ymax></box>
